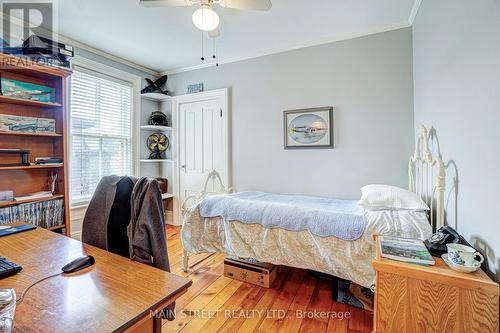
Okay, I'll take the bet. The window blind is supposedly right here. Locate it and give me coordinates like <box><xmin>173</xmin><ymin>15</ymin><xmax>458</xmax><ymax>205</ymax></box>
<box><xmin>70</xmin><ymin>67</ymin><xmax>133</xmax><ymax>205</ymax></box>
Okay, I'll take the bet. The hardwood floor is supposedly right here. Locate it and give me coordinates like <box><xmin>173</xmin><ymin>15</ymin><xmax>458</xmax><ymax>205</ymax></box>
<box><xmin>162</xmin><ymin>225</ymin><xmax>373</xmax><ymax>333</ymax></box>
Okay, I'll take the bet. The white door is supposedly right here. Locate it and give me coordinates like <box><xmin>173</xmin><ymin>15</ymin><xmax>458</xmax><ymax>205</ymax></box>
<box><xmin>176</xmin><ymin>89</ymin><xmax>229</xmax><ymax>222</ymax></box>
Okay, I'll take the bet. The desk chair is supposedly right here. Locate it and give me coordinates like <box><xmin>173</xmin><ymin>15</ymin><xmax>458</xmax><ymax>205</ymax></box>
<box><xmin>82</xmin><ymin>176</ymin><xmax>135</xmax><ymax>258</ymax></box>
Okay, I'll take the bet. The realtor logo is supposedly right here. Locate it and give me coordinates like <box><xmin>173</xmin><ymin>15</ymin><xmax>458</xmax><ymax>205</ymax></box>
<box><xmin>0</xmin><ymin>1</ymin><xmax>69</xmax><ymax>69</ymax></box>
<box><xmin>1</xmin><ymin>0</ymin><xmax>58</xmax><ymax>49</ymax></box>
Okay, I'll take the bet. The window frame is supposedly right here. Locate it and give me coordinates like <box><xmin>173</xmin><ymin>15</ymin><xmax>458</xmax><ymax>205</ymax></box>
<box><xmin>69</xmin><ymin>56</ymin><xmax>141</xmax><ymax>208</ymax></box>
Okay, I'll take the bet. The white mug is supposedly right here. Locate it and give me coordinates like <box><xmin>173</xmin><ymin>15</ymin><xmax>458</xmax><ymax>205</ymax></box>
<box><xmin>446</xmin><ymin>243</ymin><xmax>484</xmax><ymax>267</ymax></box>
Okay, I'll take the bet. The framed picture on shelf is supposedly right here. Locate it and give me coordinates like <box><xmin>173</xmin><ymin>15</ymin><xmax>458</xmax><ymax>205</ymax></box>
<box><xmin>283</xmin><ymin>106</ymin><xmax>334</xmax><ymax>149</ymax></box>
<box><xmin>0</xmin><ymin>77</ymin><xmax>56</xmax><ymax>103</ymax></box>
<box><xmin>0</xmin><ymin>114</ymin><xmax>55</xmax><ymax>134</ymax></box>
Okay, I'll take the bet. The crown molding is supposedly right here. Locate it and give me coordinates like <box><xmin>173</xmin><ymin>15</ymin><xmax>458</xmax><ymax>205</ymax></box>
<box><xmin>162</xmin><ymin>21</ymin><xmax>412</xmax><ymax>75</ymax></box>
<box><xmin>408</xmin><ymin>0</ymin><xmax>423</xmax><ymax>25</ymax></box>
<box><xmin>57</xmin><ymin>35</ymin><xmax>159</xmax><ymax>76</ymax></box>
<box><xmin>0</xmin><ymin>11</ymin><xmax>160</xmax><ymax>76</ymax></box>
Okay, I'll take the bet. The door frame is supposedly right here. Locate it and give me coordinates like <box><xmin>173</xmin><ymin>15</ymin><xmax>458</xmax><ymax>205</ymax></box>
<box><xmin>172</xmin><ymin>88</ymin><xmax>230</xmax><ymax>225</ymax></box>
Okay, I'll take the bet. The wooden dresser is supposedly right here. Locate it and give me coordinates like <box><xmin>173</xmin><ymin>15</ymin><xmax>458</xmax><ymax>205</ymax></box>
<box><xmin>372</xmin><ymin>235</ymin><xmax>499</xmax><ymax>333</ymax></box>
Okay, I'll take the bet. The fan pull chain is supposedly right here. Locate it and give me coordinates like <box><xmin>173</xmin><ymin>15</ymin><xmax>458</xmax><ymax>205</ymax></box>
<box><xmin>201</xmin><ymin>32</ymin><xmax>205</xmax><ymax>61</ymax></box>
<box><xmin>212</xmin><ymin>38</ymin><xmax>216</xmax><ymax>59</ymax></box>
<box><xmin>213</xmin><ymin>37</ymin><xmax>218</xmax><ymax>67</ymax></box>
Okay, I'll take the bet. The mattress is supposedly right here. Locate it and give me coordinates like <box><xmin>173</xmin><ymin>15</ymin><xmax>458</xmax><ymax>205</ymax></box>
<box><xmin>181</xmin><ymin>206</ymin><xmax>432</xmax><ymax>288</ymax></box>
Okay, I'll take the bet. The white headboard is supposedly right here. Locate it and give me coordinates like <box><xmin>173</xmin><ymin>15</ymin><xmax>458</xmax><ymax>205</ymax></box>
<box><xmin>409</xmin><ymin>125</ymin><xmax>446</xmax><ymax>231</ymax></box>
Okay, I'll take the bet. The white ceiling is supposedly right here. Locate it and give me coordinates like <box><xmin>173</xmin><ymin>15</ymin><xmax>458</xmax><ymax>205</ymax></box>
<box><xmin>55</xmin><ymin>0</ymin><xmax>417</xmax><ymax>73</ymax></box>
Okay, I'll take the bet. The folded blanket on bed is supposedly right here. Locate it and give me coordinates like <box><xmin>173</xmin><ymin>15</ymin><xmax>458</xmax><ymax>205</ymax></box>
<box><xmin>199</xmin><ymin>191</ymin><xmax>366</xmax><ymax>240</ymax></box>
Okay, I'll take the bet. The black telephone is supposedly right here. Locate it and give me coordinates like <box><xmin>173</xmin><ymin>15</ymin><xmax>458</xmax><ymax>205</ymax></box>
<box><xmin>424</xmin><ymin>226</ymin><xmax>472</xmax><ymax>256</ymax></box>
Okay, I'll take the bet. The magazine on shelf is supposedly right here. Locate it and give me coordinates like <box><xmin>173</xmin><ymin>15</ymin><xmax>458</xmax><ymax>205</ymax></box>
<box><xmin>379</xmin><ymin>236</ymin><xmax>435</xmax><ymax>266</ymax></box>
<box><xmin>14</xmin><ymin>191</ymin><xmax>53</xmax><ymax>201</ymax></box>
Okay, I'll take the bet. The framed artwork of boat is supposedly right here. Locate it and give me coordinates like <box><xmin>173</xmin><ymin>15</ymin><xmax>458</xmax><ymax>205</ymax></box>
<box><xmin>283</xmin><ymin>106</ymin><xmax>334</xmax><ymax>149</ymax></box>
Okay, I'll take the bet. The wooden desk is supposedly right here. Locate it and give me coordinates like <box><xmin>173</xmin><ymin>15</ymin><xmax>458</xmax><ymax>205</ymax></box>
<box><xmin>0</xmin><ymin>225</ymin><xmax>192</xmax><ymax>333</ymax></box>
<box><xmin>372</xmin><ymin>235</ymin><xmax>499</xmax><ymax>333</ymax></box>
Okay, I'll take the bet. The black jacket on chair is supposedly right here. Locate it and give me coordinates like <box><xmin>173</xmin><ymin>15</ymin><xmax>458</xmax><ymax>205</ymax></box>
<box><xmin>107</xmin><ymin>177</ymin><xmax>135</xmax><ymax>258</ymax></box>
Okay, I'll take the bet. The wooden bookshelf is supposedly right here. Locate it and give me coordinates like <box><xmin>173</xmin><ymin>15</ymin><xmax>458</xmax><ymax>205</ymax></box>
<box><xmin>47</xmin><ymin>224</ymin><xmax>66</xmax><ymax>231</ymax></box>
<box><xmin>0</xmin><ymin>194</ymin><xmax>64</xmax><ymax>208</ymax></box>
<box><xmin>0</xmin><ymin>131</ymin><xmax>62</xmax><ymax>137</ymax></box>
<box><xmin>0</xmin><ymin>53</ymin><xmax>72</xmax><ymax>235</ymax></box>
<box><xmin>0</xmin><ymin>164</ymin><xmax>63</xmax><ymax>171</ymax></box>
<box><xmin>0</xmin><ymin>95</ymin><xmax>62</xmax><ymax>108</ymax></box>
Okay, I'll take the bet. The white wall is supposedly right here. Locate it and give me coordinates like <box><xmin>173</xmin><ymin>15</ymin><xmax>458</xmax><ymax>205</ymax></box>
<box><xmin>168</xmin><ymin>28</ymin><xmax>415</xmax><ymax>199</ymax></box>
<box><xmin>413</xmin><ymin>0</ymin><xmax>500</xmax><ymax>281</ymax></box>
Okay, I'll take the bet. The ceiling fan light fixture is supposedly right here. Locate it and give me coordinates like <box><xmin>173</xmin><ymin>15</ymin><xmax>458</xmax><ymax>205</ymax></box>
<box><xmin>192</xmin><ymin>4</ymin><xmax>220</xmax><ymax>31</ymax></box>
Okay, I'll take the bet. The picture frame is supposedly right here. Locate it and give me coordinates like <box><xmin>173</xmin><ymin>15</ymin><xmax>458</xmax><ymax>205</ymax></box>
<box><xmin>0</xmin><ymin>77</ymin><xmax>56</xmax><ymax>103</ymax></box>
<box><xmin>0</xmin><ymin>113</ymin><xmax>56</xmax><ymax>134</ymax></box>
<box><xmin>187</xmin><ymin>83</ymin><xmax>204</xmax><ymax>94</ymax></box>
<box><xmin>283</xmin><ymin>106</ymin><xmax>334</xmax><ymax>149</ymax></box>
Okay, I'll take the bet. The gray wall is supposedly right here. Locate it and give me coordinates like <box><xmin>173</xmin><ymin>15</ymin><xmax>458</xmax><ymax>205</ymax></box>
<box><xmin>168</xmin><ymin>27</ymin><xmax>414</xmax><ymax>199</ymax></box>
<box><xmin>413</xmin><ymin>0</ymin><xmax>500</xmax><ymax>280</ymax></box>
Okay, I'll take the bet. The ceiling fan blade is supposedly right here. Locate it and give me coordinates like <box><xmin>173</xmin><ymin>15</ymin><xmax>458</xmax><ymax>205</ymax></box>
<box><xmin>216</xmin><ymin>0</ymin><xmax>272</xmax><ymax>11</ymax></box>
<box><xmin>139</xmin><ymin>0</ymin><xmax>196</xmax><ymax>7</ymax></box>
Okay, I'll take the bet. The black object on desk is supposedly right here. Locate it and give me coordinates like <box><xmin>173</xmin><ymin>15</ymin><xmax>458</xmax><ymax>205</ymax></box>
<box><xmin>424</xmin><ymin>225</ymin><xmax>472</xmax><ymax>256</ymax></box>
<box><xmin>0</xmin><ymin>256</ymin><xmax>22</xmax><ymax>279</ymax></box>
<box><xmin>0</xmin><ymin>224</ymin><xmax>37</xmax><ymax>237</ymax></box>
<box><xmin>62</xmin><ymin>255</ymin><xmax>95</xmax><ymax>273</ymax></box>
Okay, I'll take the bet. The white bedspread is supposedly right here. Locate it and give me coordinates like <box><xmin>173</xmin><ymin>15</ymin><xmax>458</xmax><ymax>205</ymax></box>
<box><xmin>199</xmin><ymin>191</ymin><xmax>366</xmax><ymax>239</ymax></box>
<box><xmin>181</xmin><ymin>206</ymin><xmax>431</xmax><ymax>288</ymax></box>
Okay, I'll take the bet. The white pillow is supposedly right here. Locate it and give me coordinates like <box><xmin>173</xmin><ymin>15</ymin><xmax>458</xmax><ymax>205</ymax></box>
<box><xmin>358</xmin><ymin>184</ymin><xmax>429</xmax><ymax>211</ymax></box>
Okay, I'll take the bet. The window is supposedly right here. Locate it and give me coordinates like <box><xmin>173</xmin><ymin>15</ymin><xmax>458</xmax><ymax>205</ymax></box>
<box><xmin>70</xmin><ymin>66</ymin><xmax>133</xmax><ymax>205</ymax></box>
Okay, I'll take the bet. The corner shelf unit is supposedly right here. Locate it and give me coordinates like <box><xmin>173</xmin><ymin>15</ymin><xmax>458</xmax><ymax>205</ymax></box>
<box><xmin>140</xmin><ymin>125</ymin><xmax>172</xmax><ymax>131</ymax></box>
<box><xmin>139</xmin><ymin>159</ymin><xmax>173</xmax><ymax>163</ymax></box>
<box><xmin>161</xmin><ymin>193</ymin><xmax>174</xmax><ymax>200</ymax></box>
<box><xmin>0</xmin><ymin>53</ymin><xmax>72</xmax><ymax>235</ymax></box>
<box><xmin>139</xmin><ymin>92</ymin><xmax>176</xmax><ymax>223</ymax></box>
<box><xmin>140</xmin><ymin>92</ymin><xmax>172</xmax><ymax>102</ymax></box>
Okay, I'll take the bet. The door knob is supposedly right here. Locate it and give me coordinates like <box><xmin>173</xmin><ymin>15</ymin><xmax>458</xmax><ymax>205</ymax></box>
<box><xmin>180</xmin><ymin>165</ymin><xmax>186</xmax><ymax>170</ymax></box>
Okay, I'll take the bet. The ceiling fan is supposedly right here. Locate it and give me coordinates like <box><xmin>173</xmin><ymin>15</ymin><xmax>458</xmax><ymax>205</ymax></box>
<box><xmin>140</xmin><ymin>0</ymin><xmax>272</xmax><ymax>31</ymax></box>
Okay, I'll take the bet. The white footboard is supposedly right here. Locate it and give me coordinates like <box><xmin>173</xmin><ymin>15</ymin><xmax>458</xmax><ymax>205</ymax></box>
<box><xmin>181</xmin><ymin>170</ymin><xmax>231</xmax><ymax>272</ymax></box>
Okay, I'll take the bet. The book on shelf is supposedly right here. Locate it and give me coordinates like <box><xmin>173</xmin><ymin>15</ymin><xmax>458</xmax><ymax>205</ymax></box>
<box><xmin>379</xmin><ymin>236</ymin><xmax>435</xmax><ymax>266</ymax></box>
<box><xmin>31</xmin><ymin>163</ymin><xmax>63</xmax><ymax>166</ymax></box>
<box><xmin>0</xmin><ymin>197</ymin><xmax>64</xmax><ymax>228</ymax></box>
<box><xmin>14</xmin><ymin>191</ymin><xmax>53</xmax><ymax>201</ymax></box>
<box><xmin>35</xmin><ymin>157</ymin><xmax>63</xmax><ymax>163</ymax></box>
<box><xmin>34</xmin><ymin>157</ymin><xmax>63</xmax><ymax>166</ymax></box>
